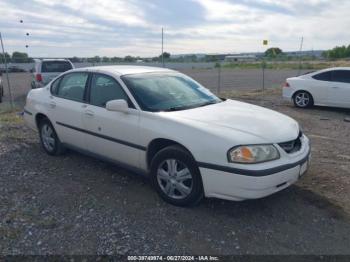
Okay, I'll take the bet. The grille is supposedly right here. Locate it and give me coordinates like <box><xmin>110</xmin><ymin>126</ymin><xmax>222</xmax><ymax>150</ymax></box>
<box><xmin>278</xmin><ymin>132</ymin><xmax>302</xmax><ymax>154</ymax></box>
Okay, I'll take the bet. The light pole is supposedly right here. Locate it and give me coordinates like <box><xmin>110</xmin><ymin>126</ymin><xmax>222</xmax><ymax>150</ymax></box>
<box><xmin>161</xmin><ymin>27</ymin><xmax>164</xmax><ymax>68</ymax></box>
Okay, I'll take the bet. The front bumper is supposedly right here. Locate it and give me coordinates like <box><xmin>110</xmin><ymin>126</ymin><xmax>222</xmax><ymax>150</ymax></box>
<box><xmin>199</xmin><ymin>136</ymin><xmax>310</xmax><ymax>201</ymax></box>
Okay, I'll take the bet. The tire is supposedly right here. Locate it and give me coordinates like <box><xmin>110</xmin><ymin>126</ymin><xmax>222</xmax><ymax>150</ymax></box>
<box><xmin>38</xmin><ymin>118</ymin><xmax>65</xmax><ymax>155</ymax></box>
<box><xmin>150</xmin><ymin>145</ymin><xmax>204</xmax><ymax>207</ymax></box>
<box><xmin>293</xmin><ymin>91</ymin><xmax>314</xmax><ymax>108</ymax></box>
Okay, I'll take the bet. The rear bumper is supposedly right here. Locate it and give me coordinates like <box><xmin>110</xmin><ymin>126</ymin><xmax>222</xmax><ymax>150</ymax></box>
<box><xmin>282</xmin><ymin>87</ymin><xmax>294</xmax><ymax>101</ymax></box>
<box><xmin>200</xmin><ymin>139</ymin><xmax>310</xmax><ymax>201</ymax></box>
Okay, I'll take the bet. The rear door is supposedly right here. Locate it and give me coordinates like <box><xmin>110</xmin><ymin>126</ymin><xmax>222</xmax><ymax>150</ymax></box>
<box><xmin>82</xmin><ymin>73</ymin><xmax>142</xmax><ymax>167</ymax></box>
<box><xmin>41</xmin><ymin>61</ymin><xmax>73</xmax><ymax>85</ymax></box>
<box><xmin>329</xmin><ymin>70</ymin><xmax>350</xmax><ymax>107</ymax></box>
<box><xmin>310</xmin><ymin>71</ymin><xmax>332</xmax><ymax>104</ymax></box>
<box><xmin>48</xmin><ymin>71</ymin><xmax>89</xmax><ymax>150</ymax></box>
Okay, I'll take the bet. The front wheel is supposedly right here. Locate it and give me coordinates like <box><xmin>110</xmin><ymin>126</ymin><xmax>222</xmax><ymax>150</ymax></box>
<box><xmin>150</xmin><ymin>145</ymin><xmax>204</xmax><ymax>207</ymax></box>
<box><xmin>293</xmin><ymin>91</ymin><xmax>313</xmax><ymax>108</ymax></box>
<box><xmin>39</xmin><ymin>118</ymin><xmax>65</xmax><ymax>155</ymax></box>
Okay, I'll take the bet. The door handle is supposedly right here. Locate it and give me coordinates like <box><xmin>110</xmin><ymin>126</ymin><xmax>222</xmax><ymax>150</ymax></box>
<box><xmin>332</xmin><ymin>86</ymin><xmax>339</xmax><ymax>89</ymax></box>
<box><xmin>49</xmin><ymin>102</ymin><xmax>56</xmax><ymax>108</ymax></box>
<box><xmin>85</xmin><ymin>110</ymin><xmax>94</xmax><ymax>117</ymax></box>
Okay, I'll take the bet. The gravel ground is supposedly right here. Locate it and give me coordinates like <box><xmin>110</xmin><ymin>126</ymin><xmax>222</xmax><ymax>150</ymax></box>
<box><xmin>1</xmin><ymin>72</ymin><xmax>350</xmax><ymax>255</ymax></box>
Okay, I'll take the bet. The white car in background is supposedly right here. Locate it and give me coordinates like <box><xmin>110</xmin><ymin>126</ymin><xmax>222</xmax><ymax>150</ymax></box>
<box><xmin>24</xmin><ymin>66</ymin><xmax>310</xmax><ymax>206</ymax></box>
<box><xmin>31</xmin><ymin>59</ymin><xmax>74</xmax><ymax>89</ymax></box>
<box><xmin>283</xmin><ymin>67</ymin><xmax>350</xmax><ymax>109</ymax></box>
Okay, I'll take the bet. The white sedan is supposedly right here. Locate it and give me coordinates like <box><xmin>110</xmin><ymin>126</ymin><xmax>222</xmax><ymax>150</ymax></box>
<box><xmin>24</xmin><ymin>66</ymin><xmax>310</xmax><ymax>206</ymax></box>
<box><xmin>283</xmin><ymin>67</ymin><xmax>350</xmax><ymax>109</ymax></box>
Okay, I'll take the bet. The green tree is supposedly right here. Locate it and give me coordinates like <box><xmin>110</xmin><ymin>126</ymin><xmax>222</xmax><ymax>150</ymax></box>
<box><xmin>159</xmin><ymin>52</ymin><xmax>171</xmax><ymax>60</ymax></box>
<box><xmin>11</xmin><ymin>51</ymin><xmax>30</xmax><ymax>63</ymax></box>
<box><xmin>102</xmin><ymin>56</ymin><xmax>110</xmax><ymax>63</ymax></box>
<box><xmin>69</xmin><ymin>56</ymin><xmax>81</xmax><ymax>63</ymax></box>
<box><xmin>265</xmin><ymin>47</ymin><xmax>283</xmax><ymax>58</ymax></box>
<box><xmin>110</xmin><ymin>57</ymin><xmax>123</xmax><ymax>63</ymax></box>
<box><xmin>0</xmin><ymin>52</ymin><xmax>11</xmax><ymax>63</ymax></box>
<box><xmin>124</xmin><ymin>55</ymin><xmax>136</xmax><ymax>62</ymax></box>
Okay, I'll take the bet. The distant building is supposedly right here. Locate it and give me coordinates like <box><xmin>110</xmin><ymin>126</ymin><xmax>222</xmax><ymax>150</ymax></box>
<box><xmin>224</xmin><ymin>54</ymin><xmax>257</xmax><ymax>62</ymax></box>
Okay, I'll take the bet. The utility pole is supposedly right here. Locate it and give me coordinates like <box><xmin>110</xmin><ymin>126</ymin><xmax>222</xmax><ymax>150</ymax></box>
<box><xmin>0</xmin><ymin>32</ymin><xmax>13</xmax><ymax>109</ymax></box>
<box><xmin>298</xmin><ymin>36</ymin><xmax>304</xmax><ymax>76</ymax></box>
<box><xmin>161</xmin><ymin>27</ymin><xmax>164</xmax><ymax>68</ymax></box>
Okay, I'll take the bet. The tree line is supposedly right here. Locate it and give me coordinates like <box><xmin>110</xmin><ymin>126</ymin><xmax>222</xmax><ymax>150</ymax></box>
<box><xmin>322</xmin><ymin>45</ymin><xmax>350</xmax><ymax>60</ymax></box>
<box><xmin>0</xmin><ymin>51</ymin><xmax>33</xmax><ymax>63</ymax></box>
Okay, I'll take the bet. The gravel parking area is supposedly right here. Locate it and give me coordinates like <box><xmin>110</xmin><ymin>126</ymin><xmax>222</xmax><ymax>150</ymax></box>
<box><xmin>1</xmin><ymin>71</ymin><xmax>350</xmax><ymax>255</ymax></box>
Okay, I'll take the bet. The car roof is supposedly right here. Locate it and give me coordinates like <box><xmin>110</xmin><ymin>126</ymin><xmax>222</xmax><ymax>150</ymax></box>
<box><xmin>34</xmin><ymin>58</ymin><xmax>71</xmax><ymax>63</ymax></box>
<box><xmin>317</xmin><ymin>67</ymin><xmax>350</xmax><ymax>73</ymax></box>
<box><xmin>72</xmin><ymin>65</ymin><xmax>175</xmax><ymax>76</ymax></box>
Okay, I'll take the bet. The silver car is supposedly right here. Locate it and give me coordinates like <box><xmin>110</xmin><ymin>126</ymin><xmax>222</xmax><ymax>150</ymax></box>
<box><xmin>31</xmin><ymin>59</ymin><xmax>74</xmax><ymax>89</ymax></box>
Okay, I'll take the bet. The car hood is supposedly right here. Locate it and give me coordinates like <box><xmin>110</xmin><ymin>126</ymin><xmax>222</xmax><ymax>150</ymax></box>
<box><xmin>166</xmin><ymin>99</ymin><xmax>299</xmax><ymax>143</ymax></box>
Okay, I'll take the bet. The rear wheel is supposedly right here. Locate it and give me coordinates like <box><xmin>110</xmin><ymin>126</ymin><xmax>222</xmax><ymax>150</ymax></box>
<box><xmin>39</xmin><ymin>118</ymin><xmax>65</xmax><ymax>155</ymax></box>
<box><xmin>150</xmin><ymin>145</ymin><xmax>203</xmax><ymax>206</ymax></box>
<box><xmin>293</xmin><ymin>91</ymin><xmax>313</xmax><ymax>108</ymax></box>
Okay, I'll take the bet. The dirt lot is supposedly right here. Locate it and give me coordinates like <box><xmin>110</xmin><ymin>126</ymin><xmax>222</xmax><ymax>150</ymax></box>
<box><xmin>1</xmin><ymin>72</ymin><xmax>350</xmax><ymax>255</ymax></box>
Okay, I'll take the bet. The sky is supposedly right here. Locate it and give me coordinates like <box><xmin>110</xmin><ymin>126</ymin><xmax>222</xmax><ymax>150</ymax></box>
<box><xmin>0</xmin><ymin>0</ymin><xmax>349</xmax><ymax>57</ymax></box>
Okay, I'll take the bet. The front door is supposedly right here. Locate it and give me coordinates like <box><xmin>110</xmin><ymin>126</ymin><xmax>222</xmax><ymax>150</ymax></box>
<box><xmin>82</xmin><ymin>73</ymin><xmax>142</xmax><ymax>167</ymax></box>
<box><xmin>329</xmin><ymin>70</ymin><xmax>350</xmax><ymax>108</ymax></box>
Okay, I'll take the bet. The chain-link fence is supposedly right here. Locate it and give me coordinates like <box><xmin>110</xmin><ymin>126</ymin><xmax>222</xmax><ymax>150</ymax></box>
<box><xmin>0</xmin><ymin>61</ymin><xmax>310</xmax><ymax>109</ymax></box>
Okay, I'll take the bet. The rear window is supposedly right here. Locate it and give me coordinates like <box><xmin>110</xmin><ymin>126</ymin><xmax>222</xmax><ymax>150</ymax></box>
<box><xmin>312</xmin><ymin>71</ymin><xmax>331</xmax><ymax>81</ymax></box>
<box><xmin>41</xmin><ymin>61</ymin><xmax>72</xmax><ymax>73</ymax></box>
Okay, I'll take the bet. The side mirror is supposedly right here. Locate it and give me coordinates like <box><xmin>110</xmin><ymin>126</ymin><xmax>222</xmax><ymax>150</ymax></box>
<box><xmin>106</xmin><ymin>99</ymin><xmax>129</xmax><ymax>113</ymax></box>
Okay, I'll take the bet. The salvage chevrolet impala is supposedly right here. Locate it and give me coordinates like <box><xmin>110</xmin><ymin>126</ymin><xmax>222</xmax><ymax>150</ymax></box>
<box><xmin>24</xmin><ymin>66</ymin><xmax>310</xmax><ymax>206</ymax></box>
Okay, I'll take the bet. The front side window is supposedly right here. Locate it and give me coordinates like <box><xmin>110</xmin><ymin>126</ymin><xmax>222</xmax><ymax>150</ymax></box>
<box><xmin>89</xmin><ymin>74</ymin><xmax>129</xmax><ymax>107</ymax></box>
<box><xmin>121</xmin><ymin>73</ymin><xmax>221</xmax><ymax>112</ymax></box>
<box><xmin>56</xmin><ymin>72</ymin><xmax>88</xmax><ymax>102</ymax></box>
<box><xmin>312</xmin><ymin>71</ymin><xmax>331</xmax><ymax>81</ymax></box>
<box><xmin>331</xmin><ymin>70</ymin><xmax>350</xmax><ymax>84</ymax></box>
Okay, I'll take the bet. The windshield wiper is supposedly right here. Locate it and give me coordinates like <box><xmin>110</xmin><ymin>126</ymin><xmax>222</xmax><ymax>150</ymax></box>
<box><xmin>197</xmin><ymin>101</ymin><xmax>220</xmax><ymax>108</ymax></box>
<box><xmin>166</xmin><ymin>105</ymin><xmax>194</xmax><ymax>111</ymax></box>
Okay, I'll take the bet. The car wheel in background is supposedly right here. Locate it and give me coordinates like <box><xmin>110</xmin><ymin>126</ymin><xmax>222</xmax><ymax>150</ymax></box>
<box><xmin>150</xmin><ymin>145</ymin><xmax>204</xmax><ymax>206</ymax></box>
<box><xmin>39</xmin><ymin>118</ymin><xmax>65</xmax><ymax>155</ymax></box>
<box><xmin>293</xmin><ymin>91</ymin><xmax>314</xmax><ymax>108</ymax></box>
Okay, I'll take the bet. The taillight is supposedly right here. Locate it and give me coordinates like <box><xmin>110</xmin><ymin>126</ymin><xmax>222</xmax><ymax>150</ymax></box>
<box><xmin>36</xmin><ymin>74</ymin><xmax>42</xmax><ymax>82</ymax></box>
<box><xmin>283</xmin><ymin>82</ymin><xmax>290</xmax><ymax>88</ymax></box>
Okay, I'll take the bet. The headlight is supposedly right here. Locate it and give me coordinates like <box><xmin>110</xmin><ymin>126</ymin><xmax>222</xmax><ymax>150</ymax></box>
<box><xmin>228</xmin><ymin>145</ymin><xmax>280</xmax><ymax>164</ymax></box>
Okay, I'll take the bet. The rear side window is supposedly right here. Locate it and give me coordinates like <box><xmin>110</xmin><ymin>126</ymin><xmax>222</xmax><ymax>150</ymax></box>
<box><xmin>41</xmin><ymin>61</ymin><xmax>72</xmax><ymax>73</ymax></box>
<box><xmin>89</xmin><ymin>74</ymin><xmax>129</xmax><ymax>107</ymax></box>
<box><xmin>56</xmin><ymin>72</ymin><xmax>88</xmax><ymax>102</ymax></box>
<box><xmin>331</xmin><ymin>70</ymin><xmax>350</xmax><ymax>83</ymax></box>
<box><xmin>312</xmin><ymin>71</ymin><xmax>331</xmax><ymax>81</ymax></box>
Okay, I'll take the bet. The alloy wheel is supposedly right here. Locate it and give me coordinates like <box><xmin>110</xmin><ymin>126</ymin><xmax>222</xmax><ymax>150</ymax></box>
<box><xmin>295</xmin><ymin>92</ymin><xmax>310</xmax><ymax>107</ymax></box>
<box><xmin>41</xmin><ymin>123</ymin><xmax>55</xmax><ymax>152</ymax></box>
<box><xmin>157</xmin><ymin>159</ymin><xmax>193</xmax><ymax>200</ymax></box>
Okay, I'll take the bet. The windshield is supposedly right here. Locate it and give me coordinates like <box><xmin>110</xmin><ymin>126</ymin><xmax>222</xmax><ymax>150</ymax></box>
<box><xmin>41</xmin><ymin>61</ymin><xmax>72</xmax><ymax>73</ymax></box>
<box><xmin>121</xmin><ymin>73</ymin><xmax>221</xmax><ymax>112</ymax></box>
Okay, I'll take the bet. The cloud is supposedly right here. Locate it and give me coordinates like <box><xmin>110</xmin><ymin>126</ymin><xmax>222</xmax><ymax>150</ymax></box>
<box><xmin>0</xmin><ymin>0</ymin><xmax>348</xmax><ymax>57</ymax></box>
